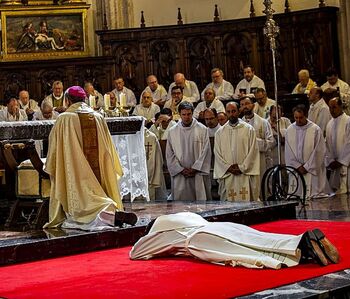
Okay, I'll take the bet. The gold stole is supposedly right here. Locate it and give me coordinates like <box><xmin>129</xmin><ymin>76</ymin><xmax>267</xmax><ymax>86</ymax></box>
<box><xmin>53</xmin><ymin>96</ymin><xmax>63</xmax><ymax>107</ymax></box>
<box><xmin>78</xmin><ymin>112</ymin><xmax>101</xmax><ymax>184</ymax></box>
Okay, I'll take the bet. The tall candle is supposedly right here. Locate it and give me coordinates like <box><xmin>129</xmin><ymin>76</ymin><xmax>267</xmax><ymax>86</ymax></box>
<box><xmin>104</xmin><ymin>94</ymin><xmax>110</xmax><ymax>110</ymax></box>
<box><xmin>120</xmin><ymin>93</ymin><xmax>127</xmax><ymax>107</ymax></box>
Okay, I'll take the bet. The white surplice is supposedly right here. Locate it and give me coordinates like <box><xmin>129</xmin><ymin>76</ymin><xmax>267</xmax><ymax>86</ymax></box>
<box><xmin>167</xmin><ymin>80</ymin><xmax>200</xmax><ymax>103</ymax></box>
<box><xmin>325</xmin><ymin>113</ymin><xmax>350</xmax><ymax>194</ymax></box>
<box><xmin>214</xmin><ymin>120</ymin><xmax>260</xmax><ymax>201</ymax></box>
<box><xmin>285</xmin><ymin>120</ymin><xmax>329</xmax><ymax>198</ymax></box>
<box><xmin>243</xmin><ymin>113</ymin><xmax>275</xmax><ymax>185</ymax></box>
<box><xmin>233</xmin><ymin>75</ymin><xmax>265</xmax><ymax>99</ymax></box>
<box><xmin>132</xmin><ymin>102</ymin><xmax>160</xmax><ymax>121</ymax></box>
<box><xmin>0</xmin><ymin>107</ymin><xmax>28</xmax><ymax>122</ymax></box>
<box><xmin>130</xmin><ymin>212</ymin><xmax>302</xmax><ymax>269</ymax></box>
<box><xmin>112</xmin><ymin>86</ymin><xmax>137</xmax><ymax>107</ymax></box>
<box><xmin>321</xmin><ymin>79</ymin><xmax>350</xmax><ymax>114</ymax></box>
<box><xmin>308</xmin><ymin>98</ymin><xmax>331</xmax><ymax>136</ymax></box>
<box><xmin>141</xmin><ymin>84</ymin><xmax>167</xmax><ymax>103</ymax></box>
<box><xmin>166</xmin><ymin>118</ymin><xmax>212</xmax><ymax>201</ymax></box>
<box><xmin>193</xmin><ymin>98</ymin><xmax>225</xmax><ymax>119</ymax></box>
<box><xmin>201</xmin><ymin>80</ymin><xmax>234</xmax><ymax>101</ymax></box>
<box><xmin>253</xmin><ymin>98</ymin><xmax>276</xmax><ymax>119</ymax></box>
<box><xmin>44</xmin><ymin>102</ymin><xmax>124</xmax><ymax>230</ymax></box>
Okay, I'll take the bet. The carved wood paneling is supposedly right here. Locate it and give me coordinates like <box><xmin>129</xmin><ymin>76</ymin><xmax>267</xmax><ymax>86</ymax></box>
<box><xmin>0</xmin><ymin>57</ymin><xmax>115</xmax><ymax>104</ymax></box>
<box><xmin>96</xmin><ymin>7</ymin><xmax>340</xmax><ymax>98</ymax></box>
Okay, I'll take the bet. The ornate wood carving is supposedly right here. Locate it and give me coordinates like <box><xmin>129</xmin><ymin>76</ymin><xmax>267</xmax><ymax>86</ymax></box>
<box><xmin>250</xmin><ymin>0</ymin><xmax>256</xmax><ymax>18</ymax></box>
<box><xmin>214</xmin><ymin>4</ymin><xmax>220</xmax><ymax>22</ymax></box>
<box><xmin>177</xmin><ymin>8</ymin><xmax>183</xmax><ymax>25</ymax></box>
<box><xmin>0</xmin><ymin>57</ymin><xmax>115</xmax><ymax>104</ymax></box>
<box><xmin>96</xmin><ymin>7</ymin><xmax>339</xmax><ymax>97</ymax></box>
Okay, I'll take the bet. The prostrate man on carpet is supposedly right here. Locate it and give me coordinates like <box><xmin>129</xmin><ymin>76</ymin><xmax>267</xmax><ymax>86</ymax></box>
<box><xmin>130</xmin><ymin>212</ymin><xmax>340</xmax><ymax>269</ymax></box>
<box><xmin>44</xmin><ymin>86</ymin><xmax>137</xmax><ymax>230</ymax></box>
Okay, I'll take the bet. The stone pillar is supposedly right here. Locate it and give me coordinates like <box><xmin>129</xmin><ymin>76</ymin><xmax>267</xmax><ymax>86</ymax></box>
<box><xmin>339</xmin><ymin>0</ymin><xmax>350</xmax><ymax>82</ymax></box>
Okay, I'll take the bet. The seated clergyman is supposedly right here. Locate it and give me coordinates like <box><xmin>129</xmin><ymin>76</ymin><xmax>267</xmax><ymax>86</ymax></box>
<box><xmin>44</xmin><ymin>86</ymin><xmax>137</xmax><ymax>230</ymax></box>
<box><xmin>130</xmin><ymin>212</ymin><xmax>340</xmax><ymax>269</ymax></box>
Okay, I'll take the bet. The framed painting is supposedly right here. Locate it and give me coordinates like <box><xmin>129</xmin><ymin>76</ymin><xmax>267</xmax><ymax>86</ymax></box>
<box><xmin>1</xmin><ymin>7</ymin><xmax>89</xmax><ymax>61</ymax></box>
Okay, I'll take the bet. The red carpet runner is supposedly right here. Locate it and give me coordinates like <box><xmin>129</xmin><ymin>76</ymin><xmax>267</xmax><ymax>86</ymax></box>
<box><xmin>0</xmin><ymin>220</ymin><xmax>349</xmax><ymax>299</ymax></box>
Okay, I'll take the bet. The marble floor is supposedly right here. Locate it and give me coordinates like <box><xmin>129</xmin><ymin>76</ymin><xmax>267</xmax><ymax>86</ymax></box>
<box><xmin>296</xmin><ymin>193</ymin><xmax>350</xmax><ymax>221</ymax></box>
<box><xmin>0</xmin><ymin>195</ymin><xmax>350</xmax><ymax>298</ymax></box>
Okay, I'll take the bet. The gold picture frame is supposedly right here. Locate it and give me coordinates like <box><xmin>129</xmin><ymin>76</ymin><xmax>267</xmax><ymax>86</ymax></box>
<box><xmin>1</xmin><ymin>6</ymin><xmax>89</xmax><ymax>61</ymax></box>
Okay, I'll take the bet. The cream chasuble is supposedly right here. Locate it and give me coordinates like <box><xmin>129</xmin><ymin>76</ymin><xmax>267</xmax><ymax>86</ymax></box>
<box><xmin>130</xmin><ymin>212</ymin><xmax>302</xmax><ymax>270</ymax></box>
<box><xmin>325</xmin><ymin>113</ymin><xmax>350</xmax><ymax>194</ymax></box>
<box><xmin>285</xmin><ymin>121</ymin><xmax>329</xmax><ymax>198</ymax></box>
<box><xmin>214</xmin><ymin>120</ymin><xmax>260</xmax><ymax>201</ymax></box>
<box><xmin>44</xmin><ymin>102</ymin><xmax>123</xmax><ymax>230</ymax></box>
<box><xmin>166</xmin><ymin>118</ymin><xmax>212</xmax><ymax>201</ymax></box>
<box><xmin>144</xmin><ymin>128</ymin><xmax>167</xmax><ymax>200</ymax></box>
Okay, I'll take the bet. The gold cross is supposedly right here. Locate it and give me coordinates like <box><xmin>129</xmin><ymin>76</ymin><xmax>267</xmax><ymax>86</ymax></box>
<box><xmin>228</xmin><ymin>189</ymin><xmax>236</xmax><ymax>200</ymax></box>
<box><xmin>239</xmin><ymin>187</ymin><xmax>249</xmax><ymax>200</ymax></box>
<box><xmin>145</xmin><ymin>142</ymin><xmax>152</xmax><ymax>160</ymax></box>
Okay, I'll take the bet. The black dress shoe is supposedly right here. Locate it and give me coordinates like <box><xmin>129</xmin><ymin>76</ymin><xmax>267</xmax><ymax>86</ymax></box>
<box><xmin>114</xmin><ymin>211</ymin><xmax>138</xmax><ymax>227</ymax></box>
<box><xmin>313</xmin><ymin>228</ymin><xmax>340</xmax><ymax>264</ymax></box>
<box><xmin>300</xmin><ymin>230</ymin><xmax>329</xmax><ymax>266</ymax></box>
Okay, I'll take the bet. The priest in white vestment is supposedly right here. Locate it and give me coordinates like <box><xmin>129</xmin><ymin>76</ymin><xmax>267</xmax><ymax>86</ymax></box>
<box><xmin>144</xmin><ymin>128</ymin><xmax>167</xmax><ymax>200</ymax></box>
<box><xmin>0</xmin><ymin>98</ymin><xmax>27</xmax><ymax>121</ymax></box>
<box><xmin>200</xmin><ymin>68</ymin><xmax>234</xmax><ymax>101</ymax></box>
<box><xmin>141</xmin><ymin>75</ymin><xmax>167</xmax><ymax>107</ymax></box>
<box><xmin>167</xmin><ymin>73</ymin><xmax>200</xmax><ymax>103</ymax></box>
<box><xmin>234</xmin><ymin>65</ymin><xmax>265</xmax><ymax>99</ymax></box>
<box><xmin>132</xmin><ymin>91</ymin><xmax>160</xmax><ymax>127</ymax></box>
<box><xmin>285</xmin><ymin>105</ymin><xmax>330</xmax><ymax>199</ymax></box>
<box><xmin>241</xmin><ymin>97</ymin><xmax>274</xmax><ymax>187</ymax></box>
<box><xmin>130</xmin><ymin>212</ymin><xmax>339</xmax><ymax>269</ymax></box>
<box><xmin>163</xmin><ymin>85</ymin><xmax>188</xmax><ymax>121</ymax></box>
<box><xmin>214</xmin><ymin>102</ymin><xmax>260</xmax><ymax>201</ymax></box>
<box><xmin>18</xmin><ymin>90</ymin><xmax>40</xmax><ymax>120</ymax></box>
<box><xmin>308</xmin><ymin>87</ymin><xmax>331</xmax><ymax>136</ymax></box>
<box><xmin>44</xmin><ymin>86</ymin><xmax>134</xmax><ymax>230</ymax></box>
<box><xmin>253</xmin><ymin>88</ymin><xmax>276</xmax><ymax>119</ymax></box>
<box><xmin>166</xmin><ymin>102</ymin><xmax>212</xmax><ymax>201</ymax></box>
<box><xmin>325</xmin><ymin>98</ymin><xmax>350</xmax><ymax>194</ymax></box>
<box><xmin>193</xmin><ymin>87</ymin><xmax>225</xmax><ymax>120</ymax></box>
<box><xmin>321</xmin><ymin>68</ymin><xmax>350</xmax><ymax>115</ymax></box>
<box><xmin>267</xmin><ymin>105</ymin><xmax>291</xmax><ymax>167</ymax></box>
<box><xmin>112</xmin><ymin>77</ymin><xmax>137</xmax><ymax>107</ymax></box>
<box><xmin>41</xmin><ymin>80</ymin><xmax>66</xmax><ymax>113</ymax></box>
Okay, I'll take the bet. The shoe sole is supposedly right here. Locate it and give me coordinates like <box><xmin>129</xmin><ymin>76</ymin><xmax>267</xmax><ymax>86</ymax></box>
<box><xmin>304</xmin><ymin>231</ymin><xmax>329</xmax><ymax>266</ymax></box>
<box><xmin>115</xmin><ymin>211</ymin><xmax>138</xmax><ymax>226</ymax></box>
<box><xmin>313</xmin><ymin>228</ymin><xmax>340</xmax><ymax>264</ymax></box>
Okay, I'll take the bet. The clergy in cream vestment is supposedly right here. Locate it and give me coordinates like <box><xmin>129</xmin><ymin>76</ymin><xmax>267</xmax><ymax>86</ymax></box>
<box><xmin>166</xmin><ymin>102</ymin><xmax>211</xmax><ymax>201</ymax></box>
<box><xmin>130</xmin><ymin>212</ymin><xmax>303</xmax><ymax>269</ymax></box>
<box><xmin>214</xmin><ymin>102</ymin><xmax>260</xmax><ymax>201</ymax></box>
<box><xmin>285</xmin><ymin>105</ymin><xmax>329</xmax><ymax>199</ymax></box>
<box><xmin>325</xmin><ymin>98</ymin><xmax>350</xmax><ymax>194</ymax></box>
<box><xmin>44</xmin><ymin>86</ymin><xmax>124</xmax><ymax>230</ymax></box>
<box><xmin>144</xmin><ymin>128</ymin><xmax>167</xmax><ymax>200</ymax></box>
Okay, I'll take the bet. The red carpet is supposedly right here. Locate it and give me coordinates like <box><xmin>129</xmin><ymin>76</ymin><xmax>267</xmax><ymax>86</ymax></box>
<box><xmin>0</xmin><ymin>220</ymin><xmax>350</xmax><ymax>299</ymax></box>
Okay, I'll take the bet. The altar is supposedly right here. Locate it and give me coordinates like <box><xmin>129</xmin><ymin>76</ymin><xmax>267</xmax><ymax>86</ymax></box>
<box><xmin>0</xmin><ymin>116</ymin><xmax>149</xmax><ymax>201</ymax></box>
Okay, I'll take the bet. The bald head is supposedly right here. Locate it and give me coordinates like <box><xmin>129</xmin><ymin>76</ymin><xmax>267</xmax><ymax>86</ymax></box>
<box><xmin>226</xmin><ymin>102</ymin><xmax>240</xmax><ymax>124</ymax></box>
<box><xmin>174</xmin><ymin>73</ymin><xmax>186</xmax><ymax>88</ymax></box>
